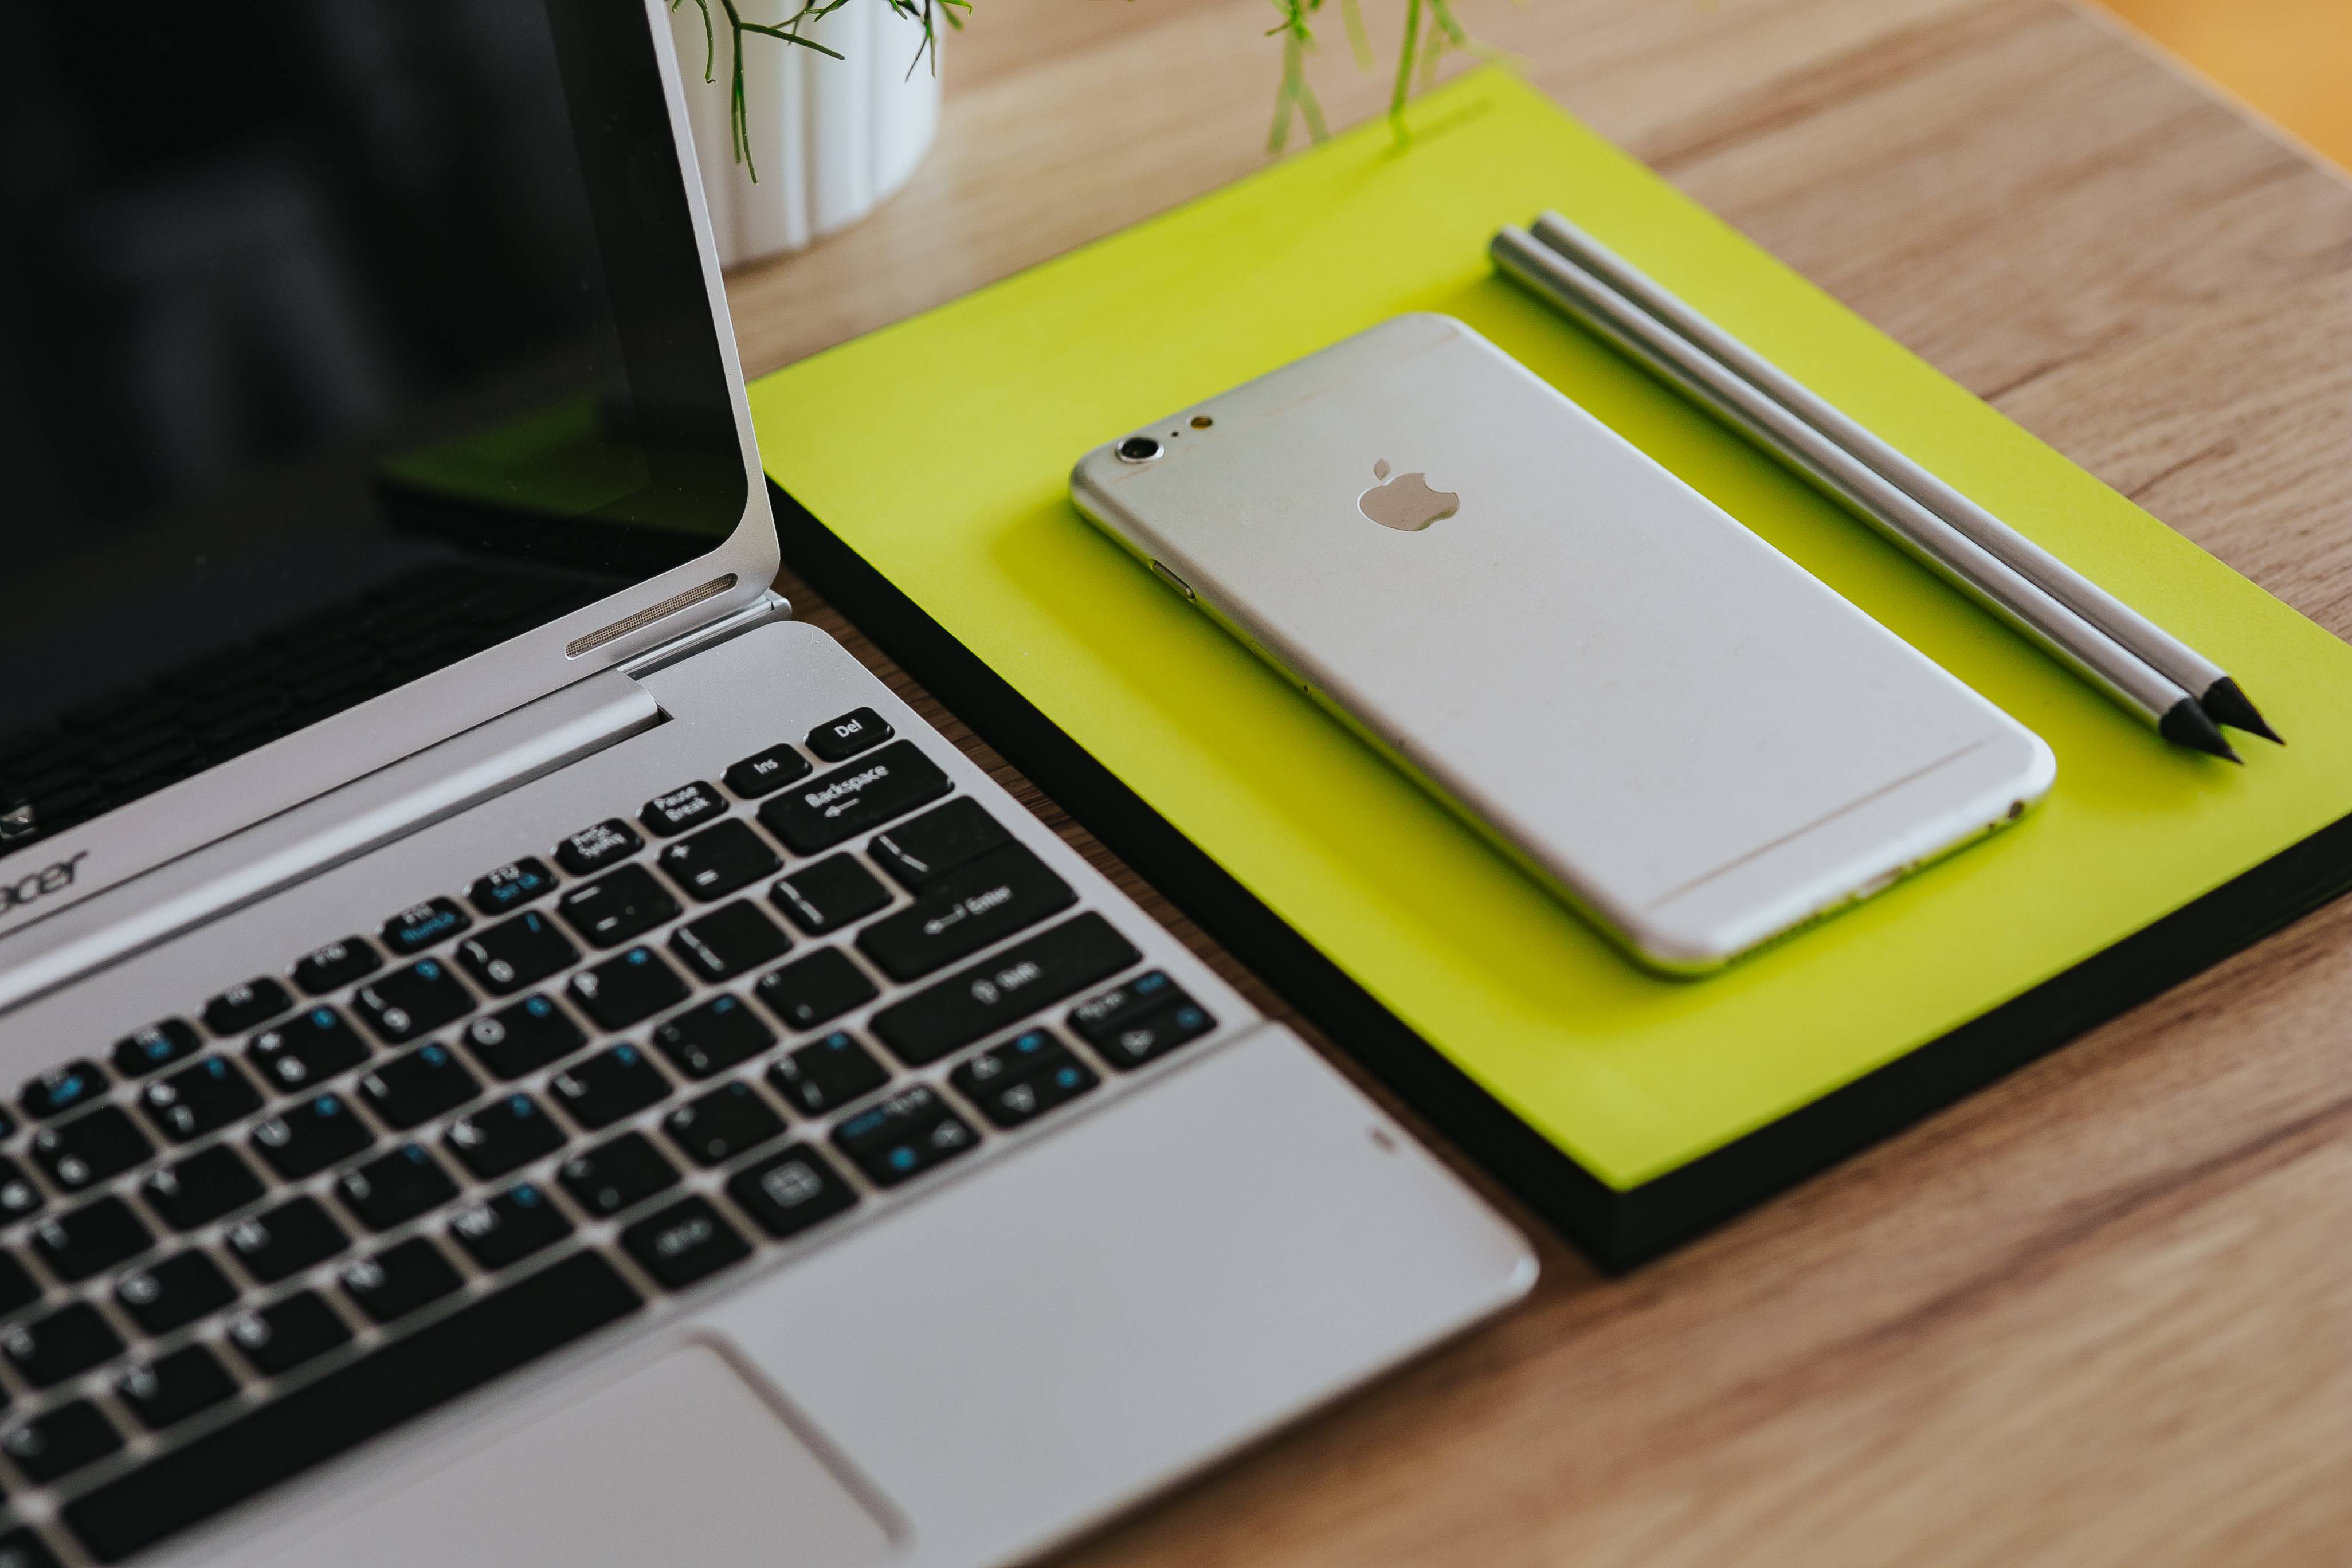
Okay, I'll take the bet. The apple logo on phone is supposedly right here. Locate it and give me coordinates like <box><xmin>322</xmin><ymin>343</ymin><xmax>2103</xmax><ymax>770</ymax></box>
<box><xmin>1357</xmin><ymin>460</ymin><xmax>1459</xmax><ymax>532</ymax></box>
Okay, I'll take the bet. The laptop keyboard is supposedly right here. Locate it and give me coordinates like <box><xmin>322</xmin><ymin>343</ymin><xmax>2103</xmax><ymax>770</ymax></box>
<box><xmin>0</xmin><ymin>708</ymin><xmax>1218</xmax><ymax>1566</ymax></box>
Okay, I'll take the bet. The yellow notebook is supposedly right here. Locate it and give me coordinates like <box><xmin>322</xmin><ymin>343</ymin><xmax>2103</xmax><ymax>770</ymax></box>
<box><xmin>749</xmin><ymin>72</ymin><xmax>2352</xmax><ymax>1264</ymax></box>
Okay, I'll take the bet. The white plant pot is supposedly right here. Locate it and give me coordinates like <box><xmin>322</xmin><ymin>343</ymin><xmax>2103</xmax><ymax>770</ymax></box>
<box><xmin>668</xmin><ymin>0</ymin><xmax>942</xmax><ymax>267</ymax></box>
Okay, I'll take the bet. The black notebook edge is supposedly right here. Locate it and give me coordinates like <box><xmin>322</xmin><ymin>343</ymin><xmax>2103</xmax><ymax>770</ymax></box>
<box><xmin>771</xmin><ymin>480</ymin><xmax>2352</xmax><ymax>1271</ymax></box>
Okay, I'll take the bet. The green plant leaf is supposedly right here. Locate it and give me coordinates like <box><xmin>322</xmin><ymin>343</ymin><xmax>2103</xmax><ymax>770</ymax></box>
<box><xmin>701</xmin><ymin>0</ymin><xmax>1480</xmax><ymax>182</ymax></box>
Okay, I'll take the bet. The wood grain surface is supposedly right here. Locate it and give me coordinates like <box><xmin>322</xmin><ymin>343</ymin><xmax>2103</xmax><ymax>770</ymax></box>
<box><xmin>727</xmin><ymin>3</ymin><xmax>2352</xmax><ymax>1562</ymax></box>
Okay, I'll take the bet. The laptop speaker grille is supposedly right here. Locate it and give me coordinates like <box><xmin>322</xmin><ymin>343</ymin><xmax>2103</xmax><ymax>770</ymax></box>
<box><xmin>565</xmin><ymin>574</ymin><xmax>738</xmax><ymax>657</ymax></box>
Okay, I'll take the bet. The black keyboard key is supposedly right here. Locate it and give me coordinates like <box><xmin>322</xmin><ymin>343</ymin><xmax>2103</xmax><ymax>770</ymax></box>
<box><xmin>454</xmin><ymin>908</ymin><xmax>577</xmax><ymax>996</ymax></box>
<box><xmin>467</xmin><ymin>856</ymin><xmax>559</xmax><ymax>916</ymax></box>
<box><xmin>805</xmin><ymin>707</ymin><xmax>893</xmax><ymax>763</ymax></box>
<box><xmin>19</xmin><ymin>1059</ymin><xmax>109</xmax><ymax>1122</ymax></box>
<box><xmin>753</xmin><ymin>948</ymin><xmax>877</xmax><ymax>1033</ymax></box>
<box><xmin>201</xmin><ymin>977</ymin><xmax>292</xmax><ymax>1036</ymax></box>
<box><xmin>649</xmin><ymin>994</ymin><xmax>773</xmax><ymax>1080</ymax></box>
<box><xmin>555</xmin><ymin>864</ymin><xmax>680</xmax><ymax>950</ymax></box>
<box><xmin>228</xmin><ymin>1290</ymin><xmax>352</xmax><ymax>1377</ymax></box>
<box><xmin>140</xmin><ymin>1053</ymin><xmax>264</xmax><ymax>1141</ymax></box>
<box><xmin>554</xmin><ymin>817</ymin><xmax>642</xmax><ymax>876</ymax></box>
<box><xmin>289</xmin><ymin>936</ymin><xmax>381</xmax><ymax>996</ymax></box>
<box><xmin>832</xmin><ymin>1085</ymin><xmax>979</xmax><ymax>1187</ymax></box>
<box><xmin>951</xmin><ymin>1028</ymin><xmax>1100</xmax><ymax>1127</ymax></box>
<box><xmin>0</xmin><ymin>1528</ymin><xmax>61</xmax><ymax>1568</ymax></box>
<box><xmin>870</xmin><ymin>914</ymin><xmax>1141</xmax><ymax>1066</ymax></box>
<box><xmin>139</xmin><ymin>1146</ymin><xmax>265</xmax><ymax>1233</ymax></box>
<box><xmin>246</xmin><ymin>1006</ymin><xmax>370</xmax><ymax>1096</ymax></box>
<box><xmin>2</xmin><ymin>1400</ymin><xmax>121</xmax><ymax>1483</ymax></box>
<box><xmin>110</xmin><ymin>1017</ymin><xmax>202</xmax><ymax>1079</ymax></box>
<box><xmin>225</xmin><ymin>1197</ymin><xmax>348</xmax><ymax>1285</ymax></box>
<box><xmin>251</xmin><ymin>1093</ymin><xmax>373</xmax><ymax>1181</ymax></box>
<box><xmin>558</xmin><ymin>1132</ymin><xmax>679</xmax><ymax>1217</ymax></box>
<box><xmin>766</xmin><ymin>1031</ymin><xmax>891</xmax><ymax>1118</ymax></box>
<box><xmin>351</xmin><ymin>958</ymin><xmax>474</xmax><ymax>1045</ymax></box>
<box><xmin>114</xmin><ymin>1250</ymin><xmax>237</xmax><ymax>1336</ymax></box>
<box><xmin>1066</xmin><ymin>969</ymin><xmax>1182</xmax><ymax>1038</ymax></box>
<box><xmin>868</xmin><ymin>798</ymin><xmax>1013</xmax><ymax>891</ymax></box>
<box><xmin>755</xmin><ymin>740</ymin><xmax>952</xmax><ymax>855</ymax></box>
<box><xmin>335</xmin><ymin>1144</ymin><xmax>458</xmax><ymax>1233</ymax></box>
<box><xmin>0</xmin><ymin>1158</ymin><xmax>42</xmax><ymax>1224</ymax></box>
<box><xmin>444</xmin><ymin>1095</ymin><xmax>565</xmax><ymax>1181</ymax></box>
<box><xmin>30</xmin><ymin>1195</ymin><xmax>153</xmax><ymax>1282</ymax></box>
<box><xmin>567</xmin><ymin>946</ymin><xmax>688</xmax><ymax>1031</ymax></box>
<box><xmin>355</xmin><ymin>1042</ymin><xmax>481</xmax><ymax>1131</ymax></box>
<box><xmin>117</xmin><ymin>1345</ymin><xmax>240</xmax><ymax>1432</ymax></box>
<box><xmin>340</xmin><ymin>1237</ymin><xmax>462</xmax><ymax>1325</ymax></box>
<box><xmin>460</xmin><ymin>994</ymin><xmax>584</xmax><ymax>1080</ymax></box>
<box><xmin>63</xmin><ymin>1252</ymin><xmax>642</xmax><ymax>1564</ymax></box>
<box><xmin>726</xmin><ymin>1146</ymin><xmax>858</xmax><ymax>1240</ymax></box>
<box><xmin>769</xmin><ymin>854</ymin><xmax>892</xmax><ymax>937</ymax></box>
<box><xmin>0</xmin><ymin>1251</ymin><xmax>38</xmax><ymax>1318</ymax></box>
<box><xmin>670</xmin><ymin>900</ymin><xmax>790</xmax><ymax>983</ymax></box>
<box><xmin>30</xmin><ymin>1107</ymin><xmax>154</xmax><ymax>1193</ymax></box>
<box><xmin>722</xmin><ymin>742</ymin><xmax>810</xmax><ymax>799</ymax></box>
<box><xmin>3</xmin><ymin>1303</ymin><xmax>123</xmax><ymax>1387</ymax></box>
<box><xmin>656</xmin><ymin>819</ymin><xmax>779</xmax><ymax>903</ymax></box>
<box><xmin>379</xmin><ymin>897</ymin><xmax>471</xmax><ymax>957</ymax></box>
<box><xmin>1069</xmin><ymin>973</ymin><xmax>1217</xmax><ymax>1069</ymax></box>
<box><xmin>639</xmin><ymin>781</ymin><xmax>727</xmax><ymax>838</ymax></box>
<box><xmin>548</xmin><ymin>1045</ymin><xmax>671</xmax><ymax>1131</ymax></box>
<box><xmin>620</xmin><ymin>1195</ymin><xmax>750</xmax><ymax>1291</ymax></box>
<box><xmin>448</xmin><ymin>1182</ymin><xmax>571</xmax><ymax>1271</ymax></box>
<box><xmin>664</xmin><ymin>1081</ymin><xmax>785</xmax><ymax>1167</ymax></box>
<box><xmin>856</xmin><ymin>843</ymin><xmax>1073</xmax><ymax>982</ymax></box>
<box><xmin>1086</xmin><ymin>999</ymin><xmax>1217</xmax><ymax>1070</ymax></box>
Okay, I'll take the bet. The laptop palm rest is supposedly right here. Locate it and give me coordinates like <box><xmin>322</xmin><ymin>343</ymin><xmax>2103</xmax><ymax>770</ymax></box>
<box><xmin>249</xmin><ymin>1343</ymin><xmax>895</xmax><ymax>1568</ymax></box>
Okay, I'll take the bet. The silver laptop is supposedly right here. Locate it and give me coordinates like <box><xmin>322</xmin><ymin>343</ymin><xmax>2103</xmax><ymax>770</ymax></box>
<box><xmin>0</xmin><ymin>3</ymin><xmax>1533</xmax><ymax>1565</ymax></box>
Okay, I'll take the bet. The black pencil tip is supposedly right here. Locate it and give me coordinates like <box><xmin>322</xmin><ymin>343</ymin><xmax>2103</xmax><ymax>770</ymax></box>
<box><xmin>2200</xmin><ymin>677</ymin><xmax>2283</xmax><ymax>744</ymax></box>
<box><xmin>2161</xmin><ymin>698</ymin><xmax>2241</xmax><ymax>763</ymax></box>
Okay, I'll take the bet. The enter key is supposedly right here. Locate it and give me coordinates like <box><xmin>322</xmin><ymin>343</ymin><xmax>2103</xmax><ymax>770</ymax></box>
<box><xmin>855</xmin><ymin>843</ymin><xmax>1075</xmax><ymax>982</ymax></box>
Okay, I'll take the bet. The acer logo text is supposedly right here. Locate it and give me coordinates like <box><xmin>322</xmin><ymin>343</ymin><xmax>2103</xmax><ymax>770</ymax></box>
<box><xmin>2</xmin><ymin>852</ymin><xmax>89</xmax><ymax>913</ymax></box>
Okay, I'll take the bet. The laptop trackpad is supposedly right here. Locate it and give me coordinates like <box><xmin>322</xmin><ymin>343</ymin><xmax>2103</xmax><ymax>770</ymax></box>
<box><xmin>256</xmin><ymin>1342</ymin><xmax>895</xmax><ymax>1568</ymax></box>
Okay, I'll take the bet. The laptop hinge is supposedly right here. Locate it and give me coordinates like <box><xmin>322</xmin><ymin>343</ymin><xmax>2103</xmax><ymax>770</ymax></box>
<box><xmin>0</xmin><ymin>671</ymin><xmax>662</xmax><ymax>1015</ymax></box>
<box><xmin>616</xmin><ymin>589</ymin><xmax>791</xmax><ymax>680</ymax></box>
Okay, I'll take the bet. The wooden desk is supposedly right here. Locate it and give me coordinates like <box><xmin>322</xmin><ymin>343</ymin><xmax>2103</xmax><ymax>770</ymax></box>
<box><xmin>724</xmin><ymin>3</ymin><xmax>2352</xmax><ymax>1561</ymax></box>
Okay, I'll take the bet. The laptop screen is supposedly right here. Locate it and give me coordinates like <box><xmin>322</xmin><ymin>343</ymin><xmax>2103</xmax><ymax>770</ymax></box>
<box><xmin>0</xmin><ymin>0</ymin><xmax>744</xmax><ymax>864</ymax></box>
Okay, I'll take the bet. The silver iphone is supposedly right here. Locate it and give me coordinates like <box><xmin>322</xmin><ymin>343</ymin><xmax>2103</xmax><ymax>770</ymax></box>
<box><xmin>1069</xmin><ymin>314</ymin><xmax>2055</xmax><ymax>973</ymax></box>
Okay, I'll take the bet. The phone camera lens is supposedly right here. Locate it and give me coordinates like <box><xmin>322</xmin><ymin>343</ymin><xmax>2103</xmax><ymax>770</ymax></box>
<box><xmin>1115</xmin><ymin>434</ymin><xmax>1165</xmax><ymax>464</ymax></box>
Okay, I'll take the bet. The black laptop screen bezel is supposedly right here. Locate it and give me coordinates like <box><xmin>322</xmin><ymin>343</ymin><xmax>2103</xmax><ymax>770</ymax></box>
<box><xmin>0</xmin><ymin>0</ymin><xmax>755</xmax><ymax>875</ymax></box>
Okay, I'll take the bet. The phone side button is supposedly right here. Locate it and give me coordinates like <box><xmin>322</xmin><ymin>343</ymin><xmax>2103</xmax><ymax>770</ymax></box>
<box><xmin>1148</xmin><ymin>560</ymin><xmax>1195</xmax><ymax>601</ymax></box>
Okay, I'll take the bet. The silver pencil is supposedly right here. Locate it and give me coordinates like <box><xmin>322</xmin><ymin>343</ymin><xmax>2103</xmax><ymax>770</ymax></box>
<box><xmin>1522</xmin><ymin>211</ymin><xmax>2279</xmax><ymax>746</ymax></box>
<box><xmin>1491</xmin><ymin>219</ymin><xmax>2253</xmax><ymax>762</ymax></box>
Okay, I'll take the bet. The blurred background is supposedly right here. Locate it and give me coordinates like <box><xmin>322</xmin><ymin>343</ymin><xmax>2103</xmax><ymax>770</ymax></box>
<box><xmin>2096</xmin><ymin>0</ymin><xmax>2350</xmax><ymax>168</ymax></box>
